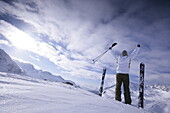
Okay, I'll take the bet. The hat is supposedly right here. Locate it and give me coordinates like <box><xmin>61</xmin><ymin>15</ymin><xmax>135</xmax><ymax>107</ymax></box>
<box><xmin>122</xmin><ymin>50</ymin><xmax>128</xmax><ymax>56</ymax></box>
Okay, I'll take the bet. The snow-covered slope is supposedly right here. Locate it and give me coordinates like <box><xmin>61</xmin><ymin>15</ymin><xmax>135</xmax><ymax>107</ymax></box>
<box><xmin>102</xmin><ymin>83</ymin><xmax>170</xmax><ymax>113</ymax></box>
<box><xmin>0</xmin><ymin>48</ymin><xmax>25</xmax><ymax>75</ymax></box>
<box><xmin>0</xmin><ymin>72</ymin><xmax>148</xmax><ymax>113</ymax></box>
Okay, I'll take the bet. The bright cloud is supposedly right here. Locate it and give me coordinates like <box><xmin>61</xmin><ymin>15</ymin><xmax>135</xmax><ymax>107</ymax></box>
<box><xmin>0</xmin><ymin>39</ymin><xmax>9</xmax><ymax>45</ymax></box>
<box><xmin>0</xmin><ymin>20</ymin><xmax>37</xmax><ymax>50</ymax></box>
<box><xmin>0</xmin><ymin>20</ymin><xmax>60</xmax><ymax>66</ymax></box>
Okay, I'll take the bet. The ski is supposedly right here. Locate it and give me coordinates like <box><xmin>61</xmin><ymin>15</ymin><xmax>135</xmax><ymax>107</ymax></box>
<box><xmin>138</xmin><ymin>63</ymin><xmax>145</xmax><ymax>108</ymax></box>
<box><xmin>94</xmin><ymin>43</ymin><xmax>117</xmax><ymax>96</ymax></box>
<box><xmin>99</xmin><ymin>68</ymin><xmax>106</xmax><ymax>96</ymax></box>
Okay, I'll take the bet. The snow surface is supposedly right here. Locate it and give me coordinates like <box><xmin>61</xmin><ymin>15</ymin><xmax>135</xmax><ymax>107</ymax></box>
<box><xmin>102</xmin><ymin>83</ymin><xmax>170</xmax><ymax>113</ymax></box>
<box><xmin>0</xmin><ymin>72</ymin><xmax>148</xmax><ymax>113</ymax></box>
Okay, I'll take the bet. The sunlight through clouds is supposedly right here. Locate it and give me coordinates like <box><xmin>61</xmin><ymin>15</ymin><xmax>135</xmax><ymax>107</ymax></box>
<box><xmin>9</xmin><ymin>29</ymin><xmax>37</xmax><ymax>50</ymax></box>
<box><xmin>0</xmin><ymin>20</ymin><xmax>37</xmax><ymax>50</ymax></box>
<box><xmin>0</xmin><ymin>20</ymin><xmax>59</xmax><ymax>64</ymax></box>
<box><xmin>0</xmin><ymin>39</ymin><xmax>9</xmax><ymax>45</ymax></box>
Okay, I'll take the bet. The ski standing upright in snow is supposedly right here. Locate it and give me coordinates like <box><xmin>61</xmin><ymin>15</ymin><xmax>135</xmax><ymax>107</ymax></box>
<box><xmin>138</xmin><ymin>63</ymin><xmax>145</xmax><ymax>108</ymax></box>
<box><xmin>99</xmin><ymin>68</ymin><xmax>106</xmax><ymax>96</ymax></box>
<box><xmin>92</xmin><ymin>43</ymin><xmax>117</xmax><ymax>96</ymax></box>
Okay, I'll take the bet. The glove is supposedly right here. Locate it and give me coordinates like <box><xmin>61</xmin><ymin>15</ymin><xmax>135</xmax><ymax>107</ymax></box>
<box><xmin>137</xmin><ymin>44</ymin><xmax>140</xmax><ymax>47</ymax></box>
<box><xmin>112</xmin><ymin>43</ymin><xmax>117</xmax><ymax>47</ymax></box>
<box><xmin>109</xmin><ymin>43</ymin><xmax>117</xmax><ymax>49</ymax></box>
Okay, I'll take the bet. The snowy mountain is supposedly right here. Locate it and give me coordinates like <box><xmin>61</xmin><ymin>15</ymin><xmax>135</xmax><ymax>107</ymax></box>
<box><xmin>14</xmin><ymin>60</ymin><xmax>64</xmax><ymax>82</ymax></box>
<box><xmin>14</xmin><ymin>60</ymin><xmax>76</xmax><ymax>86</ymax></box>
<box><xmin>0</xmin><ymin>48</ymin><xmax>26</xmax><ymax>75</ymax></box>
<box><xmin>147</xmin><ymin>84</ymin><xmax>170</xmax><ymax>92</ymax></box>
<box><xmin>102</xmin><ymin>82</ymin><xmax>170</xmax><ymax>113</ymax></box>
<box><xmin>0</xmin><ymin>48</ymin><xmax>76</xmax><ymax>86</ymax></box>
<box><xmin>0</xmin><ymin>72</ymin><xmax>148</xmax><ymax>113</ymax></box>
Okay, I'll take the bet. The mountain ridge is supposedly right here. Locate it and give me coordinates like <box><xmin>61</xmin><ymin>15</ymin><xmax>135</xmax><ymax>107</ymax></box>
<box><xmin>0</xmin><ymin>48</ymin><xmax>26</xmax><ymax>75</ymax></box>
<box><xmin>0</xmin><ymin>48</ymin><xmax>76</xmax><ymax>86</ymax></box>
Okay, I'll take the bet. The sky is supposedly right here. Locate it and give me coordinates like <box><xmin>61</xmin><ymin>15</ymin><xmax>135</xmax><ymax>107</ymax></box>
<box><xmin>0</xmin><ymin>0</ymin><xmax>170</xmax><ymax>89</ymax></box>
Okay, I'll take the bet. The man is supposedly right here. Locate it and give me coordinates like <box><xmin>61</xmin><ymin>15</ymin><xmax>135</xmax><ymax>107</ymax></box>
<box><xmin>111</xmin><ymin>44</ymin><xmax>140</xmax><ymax>104</ymax></box>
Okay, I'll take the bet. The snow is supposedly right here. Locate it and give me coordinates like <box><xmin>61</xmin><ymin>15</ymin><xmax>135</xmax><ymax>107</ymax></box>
<box><xmin>0</xmin><ymin>72</ymin><xmax>148</xmax><ymax>113</ymax></box>
<box><xmin>102</xmin><ymin>82</ymin><xmax>170</xmax><ymax>113</ymax></box>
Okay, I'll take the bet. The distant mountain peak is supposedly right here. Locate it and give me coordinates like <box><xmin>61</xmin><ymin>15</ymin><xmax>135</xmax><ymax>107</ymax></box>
<box><xmin>0</xmin><ymin>48</ymin><xmax>25</xmax><ymax>75</ymax></box>
<box><xmin>0</xmin><ymin>48</ymin><xmax>76</xmax><ymax>87</ymax></box>
<box><xmin>147</xmin><ymin>84</ymin><xmax>170</xmax><ymax>92</ymax></box>
<box><xmin>14</xmin><ymin>59</ymin><xmax>77</xmax><ymax>87</ymax></box>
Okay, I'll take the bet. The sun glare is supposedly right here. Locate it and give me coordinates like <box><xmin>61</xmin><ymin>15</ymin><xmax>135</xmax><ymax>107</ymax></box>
<box><xmin>9</xmin><ymin>30</ymin><xmax>37</xmax><ymax>50</ymax></box>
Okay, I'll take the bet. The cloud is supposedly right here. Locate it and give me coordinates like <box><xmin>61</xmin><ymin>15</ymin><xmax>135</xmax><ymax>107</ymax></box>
<box><xmin>0</xmin><ymin>0</ymin><xmax>170</xmax><ymax>86</ymax></box>
<box><xmin>0</xmin><ymin>39</ymin><xmax>9</xmax><ymax>45</ymax></box>
<box><xmin>0</xmin><ymin>20</ymin><xmax>59</xmax><ymax>62</ymax></box>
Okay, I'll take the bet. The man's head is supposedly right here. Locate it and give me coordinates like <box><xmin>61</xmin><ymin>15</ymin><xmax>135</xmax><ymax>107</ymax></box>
<box><xmin>122</xmin><ymin>50</ymin><xmax>128</xmax><ymax>56</ymax></box>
